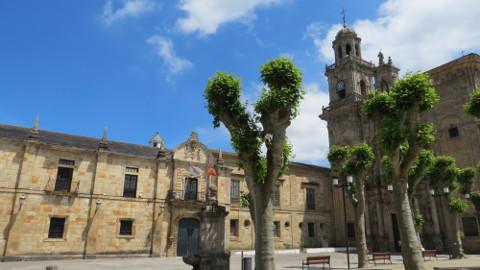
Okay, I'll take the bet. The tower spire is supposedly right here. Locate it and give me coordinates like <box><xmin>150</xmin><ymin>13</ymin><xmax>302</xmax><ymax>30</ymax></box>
<box><xmin>341</xmin><ymin>8</ymin><xmax>347</xmax><ymax>28</ymax></box>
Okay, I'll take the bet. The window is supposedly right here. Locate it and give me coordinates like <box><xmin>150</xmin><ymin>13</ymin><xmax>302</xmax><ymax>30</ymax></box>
<box><xmin>273</xmin><ymin>221</ymin><xmax>281</xmax><ymax>237</ymax></box>
<box><xmin>125</xmin><ymin>166</ymin><xmax>139</xmax><ymax>173</ymax></box>
<box><xmin>230</xmin><ymin>179</ymin><xmax>240</xmax><ymax>203</ymax></box>
<box><xmin>48</xmin><ymin>217</ymin><xmax>66</xmax><ymax>239</ymax></box>
<box><xmin>308</xmin><ymin>222</ymin><xmax>315</xmax><ymax>238</ymax></box>
<box><xmin>184</xmin><ymin>178</ymin><xmax>198</xmax><ymax>201</ymax></box>
<box><xmin>272</xmin><ymin>185</ymin><xmax>280</xmax><ymax>207</ymax></box>
<box><xmin>360</xmin><ymin>80</ymin><xmax>367</xmax><ymax>96</ymax></box>
<box><xmin>337</xmin><ymin>46</ymin><xmax>343</xmax><ymax>59</ymax></box>
<box><xmin>123</xmin><ymin>174</ymin><xmax>138</xmax><ymax>198</ymax></box>
<box><xmin>448</xmin><ymin>126</ymin><xmax>459</xmax><ymax>138</ymax></box>
<box><xmin>306</xmin><ymin>188</ymin><xmax>315</xmax><ymax>210</ymax></box>
<box><xmin>230</xmin><ymin>219</ymin><xmax>239</xmax><ymax>237</ymax></box>
<box><xmin>54</xmin><ymin>159</ymin><xmax>74</xmax><ymax>192</ymax></box>
<box><xmin>347</xmin><ymin>222</ymin><xmax>356</xmax><ymax>240</ymax></box>
<box><xmin>355</xmin><ymin>44</ymin><xmax>360</xmax><ymax>57</ymax></box>
<box><xmin>346</xmin><ymin>44</ymin><xmax>352</xmax><ymax>56</ymax></box>
<box><xmin>119</xmin><ymin>219</ymin><xmax>133</xmax><ymax>236</ymax></box>
<box><xmin>462</xmin><ymin>217</ymin><xmax>479</xmax><ymax>236</ymax></box>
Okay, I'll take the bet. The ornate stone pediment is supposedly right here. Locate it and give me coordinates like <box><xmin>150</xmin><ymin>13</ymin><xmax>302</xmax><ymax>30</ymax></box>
<box><xmin>173</xmin><ymin>132</ymin><xmax>209</xmax><ymax>164</ymax></box>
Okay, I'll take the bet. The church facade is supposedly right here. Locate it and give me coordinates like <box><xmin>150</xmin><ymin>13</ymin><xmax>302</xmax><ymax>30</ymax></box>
<box><xmin>320</xmin><ymin>26</ymin><xmax>480</xmax><ymax>253</ymax></box>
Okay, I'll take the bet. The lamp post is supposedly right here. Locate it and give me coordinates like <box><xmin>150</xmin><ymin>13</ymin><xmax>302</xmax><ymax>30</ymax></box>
<box><xmin>333</xmin><ymin>176</ymin><xmax>353</xmax><ymax>270</ymax></box>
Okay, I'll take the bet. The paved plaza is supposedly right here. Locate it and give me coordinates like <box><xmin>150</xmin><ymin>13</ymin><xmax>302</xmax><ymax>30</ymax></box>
<box><xmin>1</xmin><ymin>252</ymin><xmax>480</xmax><ymax>270</ymax></box>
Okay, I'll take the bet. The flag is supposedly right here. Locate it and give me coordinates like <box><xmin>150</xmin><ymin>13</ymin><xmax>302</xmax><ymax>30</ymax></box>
<box><xmin>208</xmin><ymin>164</ymin><xmax>217</xmax><ymax>176</ymax></box>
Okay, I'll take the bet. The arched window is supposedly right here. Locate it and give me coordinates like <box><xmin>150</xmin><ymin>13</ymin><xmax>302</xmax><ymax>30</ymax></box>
<box><xmin>360</xmin><ymin>80</ymin><xmax>367</xmax><ymax>95</ymax></box>
<box><xmin>346</xmin><ymin>44</ymin><xmax>352</xmax><ymax>56</ymax></box>
<box><xmin>337</xmin><ymin>46</ymin><xmax>343</xmax><ymax>59</ymax></box>
<box><xmin>355</xmin><ymin>44</ymin><xmax>360</xmax><ymax>57</ymax></box>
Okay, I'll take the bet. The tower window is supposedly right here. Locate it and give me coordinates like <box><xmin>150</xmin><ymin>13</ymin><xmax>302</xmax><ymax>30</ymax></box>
<box><xmin>360</xmin><ymin>80</ymin><xmax>367</xmax><ymax>96</ymax></box>
<box><xmin>346</xmin><ymin>44</ymin><xmax>352</xmax><ymax>56</ymax></box>
<box><xmin>448</xmin><ymin>126</ymin><xmax>459</xmax><ymax>138</ymax></box>
<box><xmin>337</xmin><ymin>46</ymin><xmax>343</xmax><ymax>59</ymax></box>
<box><xmin>355</xmin><ymin>44</ymin><xmax>360</xmax><ymax>57</ymax></box>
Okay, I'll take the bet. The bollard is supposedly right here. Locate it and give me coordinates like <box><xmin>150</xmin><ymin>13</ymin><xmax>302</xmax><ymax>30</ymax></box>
<box><xmin>242</xmin><ymin>257</ymin><xmax>252</xmax><ymax>270</ymax></box>
<box><xmin>46</xmin><ymin>266</ymin><xmax>58</xmax><ymax>270</ymax></box>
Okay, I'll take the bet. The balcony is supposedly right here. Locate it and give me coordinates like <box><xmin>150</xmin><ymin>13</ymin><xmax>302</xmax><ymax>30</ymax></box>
<box><xmin>168</xmin><ymin>189</ymin><xmax>206</xmax><ymax>202</ymax></box>
<box><xmin>45</xmin><ymin>177</ymin><xmax>80</xmax><ymax>195</ymax></box>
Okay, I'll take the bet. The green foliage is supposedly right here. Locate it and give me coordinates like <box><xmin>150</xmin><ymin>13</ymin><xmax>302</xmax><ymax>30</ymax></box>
<box><xmin>416</xmin><ymin>123</ymin><xmax>436</xmax><ymax>146</ymax></box>
<box><xmin>362</xmin><ymin>91</ymin><xmax>395</xmax><ymax>118</ymax></box>
<box><xmin>448</xmin><ymin>198</ymin><xmax>469</xmax><ymax>214</ymax></box>
<box><xmin>345</xmin><ymin>143</ymin><xmax>375</xmax><ymax>175</ymax></box>
<box><xmin>255</xmin><ymin>58</ymin><xmax>305</xmax><ymax>119</ymax></box>
<box><xmin>465</xmin><ymin>86</ymin><xmax>480</xmax><ymax>117</ymax></box>
<box><xmin>408</xmin><ymin>150</ymin><xmax>434</xmax><ymax>194</ymax></box>
<box><xmin>471</xmin><ymin>192</ymin><xmax>480</xmax><ymax>220</ymax></box>
<box><xmin>379</xmin><ymin>118</ymin><xmax>407</xmax><ymax>153</ymax></box>
<box><xmin>327</xmin><ymin>145</ymin><xmax>349</xmax><ymax>171</ymax></box>
<box><xmin>413</xmin><ymin>211</ymin><xmax>425</xmax><ymax>228</ymax></box>
<box><xmin>382</xmin><ymin>156</ymin><xmax>393</xmax><ymax>184</ymax></box>
<box><xmin>281</xmin><ymin>140</ymin><xmax>293</xmax><ymax>175</ymax></box>
<box><xmin>390</xmin><ymin>72</ymin><xmax>438</xmax><ymax>112</ymax></box>
<box><xmin>240</xmin><ymin>193</ymin><xmax>251</xmax><ymax>208</ymax></box>
<box><xmin>457</xmin><ymin>167</ymin><xmax>476</xmax><ymax>195</ymax></box>
<box><xmin>426</xmin><ymin>155</ymin><xmax>458</xmax><ymax>190</ymax></box>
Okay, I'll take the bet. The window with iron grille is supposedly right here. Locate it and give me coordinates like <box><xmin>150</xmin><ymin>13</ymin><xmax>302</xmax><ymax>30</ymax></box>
<box><xmin>347</xmin><ymin>222</ymin><xmax>356</xmax><ymax>240</ymax></box>
<box><xmin>230</xmin><ymin>219</ymin><xmax>239</xmax><ymax>237</ymax></box>
<box><xmin>119</xmin><ymin>219</ymin><xmax>133</xmax><ymax>236</ymax></box>
<box><xmin>448</xmin><ymin>126</ymin><xmax>459</xmax><ymax>138</ymax></box>
<box><xmin>123</xmin><ymin>174</ymin><xmax>138</xmax><ymax>198</ymax></box>
<box><xmin>307</xmin><ymin>222</ymin><xmax>315</xmax><ymax>238</ymax></box>
<box><xmin>48</xmin><ymin>217</ymin><xmax>66</xmax><ymax>239</ymax></box>
<box><xmin>306</xmin><ymin>188</ymin><xmax>315</xmax><ymax>210</ymax></box>
<box><xmin>230</xmin><ymin>179</ymin><xmax>240</xmax><ymax>203</ymax></box>
<box><xmin>272</xmin><ymin>185</ymin><xmax>280</xmax><ymax>207</ymax></box>
<box><xmin>273</xmin><ymin>221</ymin><xmax>281</xmax><ymax>237</ymax></box>
<box><xmin>462</xmin><ymin>217</ymin><xmax>479</xmax><ymax>236</ymax></box>
<box><xmin>54</xmin><ymin>167</ymin><xmax>73</xmax><ymax>192</ymax></box>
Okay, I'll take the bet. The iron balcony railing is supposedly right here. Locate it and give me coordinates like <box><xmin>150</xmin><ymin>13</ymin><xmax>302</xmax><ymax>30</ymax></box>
<box><xmin>168</xmin><ymin>189</ymin><xmax>206</xmax><ymax>202</ymax></box>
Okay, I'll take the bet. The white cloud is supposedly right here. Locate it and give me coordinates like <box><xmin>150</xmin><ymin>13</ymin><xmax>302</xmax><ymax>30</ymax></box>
<box><xmin>176</xmin><ymin>0</ymin><xmax>285</xmax><ymax>35</ymax></box>
<box><xmin>103</xmin><ymin>0</ymin><xmax>156</xmax><ymax>25</ymax></box>
<box><xmin>310</xmin><ymin>0</ymin><xmax>480</xmax><ymax>72</ymax></box>
<box><xmin>146</xmin><ymin>35</ymin><xmax>193</xmax><ymax>76</ymax></box>
<box><xmin>287</xmin><ymin>83</ymin><xmax>330</xmax><ymax>165</ymax></box>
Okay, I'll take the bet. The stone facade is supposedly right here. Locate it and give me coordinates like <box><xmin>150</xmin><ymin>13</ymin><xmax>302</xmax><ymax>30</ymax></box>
<box><xmin>320</xmin><ymin>26</ymin><xmax>480</xmax><ymax>253</ymax></box>
<box><xmin>0</xmin><ymin>124</ymin><xmax>331</xmax><ymax>261</ymax></box>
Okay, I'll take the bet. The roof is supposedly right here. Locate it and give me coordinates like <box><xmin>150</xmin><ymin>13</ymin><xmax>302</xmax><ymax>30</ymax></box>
<box><xmin>427</xmin><ymin>53</ymin><xmax>480</xmax><ymax>75</ymax></box>
<box><xmin>0</xmin><ymin>124</ymin><xmax>164</xmax><ymax>159</ymax></box>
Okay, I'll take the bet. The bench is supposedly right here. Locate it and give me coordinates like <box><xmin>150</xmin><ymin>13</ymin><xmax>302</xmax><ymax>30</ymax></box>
<box><xmin>302</xmin><ymin>255</ymin><xmax>331</xmax><ymax>270</ymax></box>
<box><xmin>422</xmin><ymin>249</ymin><xmax>437</xmax><ymax>260</ymax></box>
<box><xmin>372</xmin><ymin>252</ymin><xmax>392</xmax><ymax>265</ymax></box>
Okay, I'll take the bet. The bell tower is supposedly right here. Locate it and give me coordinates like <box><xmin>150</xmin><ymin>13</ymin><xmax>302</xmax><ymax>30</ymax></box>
<box><xmin>321</xmin><ymin>26</ymin><xmax>376</xmax><ymax>146</ymax></box>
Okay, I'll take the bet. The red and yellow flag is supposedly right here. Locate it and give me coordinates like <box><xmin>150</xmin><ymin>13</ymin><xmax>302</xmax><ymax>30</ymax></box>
<box><xmin>208</xmin><ymin>165</ymin><xmax>217</xmax><ymax>176</ymax></box>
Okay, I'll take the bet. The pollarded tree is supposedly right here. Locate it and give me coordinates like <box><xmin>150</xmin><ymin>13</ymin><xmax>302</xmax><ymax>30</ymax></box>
<box><xmin>363</xmin><ymin>72</ymin><xmax>438</xmax><ymax>270</ymax></box>
<box><xmin>328</xmin><ymin>143</ymin><xmax>374</xmax><ymax>268</ymax></box>
<box><xmin>204</xmin><ymin>58</ymin><xmax>303</xmax><ymax>270</ymax></box>
<box><xmin>426</xmin><ymin>156</ymin><xmax>476</xmax><ymax>258</ymax></box>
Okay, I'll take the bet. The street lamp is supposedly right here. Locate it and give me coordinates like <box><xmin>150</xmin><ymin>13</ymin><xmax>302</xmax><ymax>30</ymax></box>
<box><xmin>333</xmin><ymin>176</ymin><xmax>352</xmax><ymax>270</ymax></box>
<box><xmin>19</xmin><ymin>194</ymin><xmax>26</xmax><ymax>207</ymax></box>
<box><xmin>464</xmin><ymin>193</ymin><xmax>471</xmax><ymax>199</ymax></box>
<box><xmin>95</xmin><ymin>199</ymin><xmax>102</xmax><ymax>209</ymax></box>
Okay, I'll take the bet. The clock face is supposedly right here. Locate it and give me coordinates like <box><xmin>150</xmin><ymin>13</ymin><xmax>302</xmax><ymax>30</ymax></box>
<box><xmin>336</xmin><ymin>80</ymin><xmax>345</xmax><ymax>91</ymax></box>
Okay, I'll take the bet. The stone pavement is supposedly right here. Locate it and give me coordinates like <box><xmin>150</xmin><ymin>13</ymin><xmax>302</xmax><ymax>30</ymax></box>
<box><xmin>0</xmin><ymin>252</ymin><xmax>479</xmax><ymax>270</ymax></box>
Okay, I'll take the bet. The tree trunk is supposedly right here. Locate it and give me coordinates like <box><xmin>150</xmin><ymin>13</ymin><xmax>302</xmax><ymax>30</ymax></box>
<box><xmin>450</xmin><ymin>212</ymin><xmax>464</xmax><ymax>259</ymax></box>
<box><xmin>393</xmin><ymin>181</ymin><xmax>425</xmax><ymax>270</ymax></box>
<box><xmin>353</xmin><ymin>185</ymin><xmax>370</xmax><ymax>268</ymax></box>
<box><xmin>253</xmin><ymin>188</ymin><xmax>275</xmax><ymax>270</ymax></box>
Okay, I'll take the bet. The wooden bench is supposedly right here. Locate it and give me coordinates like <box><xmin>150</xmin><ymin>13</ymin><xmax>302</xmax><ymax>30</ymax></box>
<box><xmin>302</xmin><ymin>255</ymin><xmax>331</xmax><ymax>270</ymax></box>
<box><xmin>422</xmin><ymin>249</ymin><xmax>437</xmax><ymax>260</ymax></box>
<box><xmin>372</xmin><ymin>252</ymin><xmax>392</xmax><ymax>265</ymax></box>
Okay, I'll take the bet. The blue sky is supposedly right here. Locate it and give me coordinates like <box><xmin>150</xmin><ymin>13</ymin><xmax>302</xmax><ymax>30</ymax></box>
<box><xmin>1</xmin><ymin>0</ymin><xmax>479</xmax><ymax>166</ymax></box>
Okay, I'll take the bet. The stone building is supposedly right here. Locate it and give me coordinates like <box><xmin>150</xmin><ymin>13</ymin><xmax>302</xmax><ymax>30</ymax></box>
<box><xmin>0</xmin><ymin>123</ymin><xmax>332</xmax><ymax>261</ymax></box>
<box><xmin>320</xmin><ymin>26</ymin><xmax>480</xmax><ymax>253</ymax></box>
